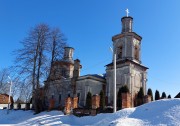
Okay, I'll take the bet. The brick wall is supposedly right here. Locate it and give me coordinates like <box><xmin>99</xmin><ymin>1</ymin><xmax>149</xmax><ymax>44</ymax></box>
<box><xmin>48</xmin><ymin>99</ymin><xmax>55</xmax><ymax>111</ymax></box>
<box><xmin>92</xmin><ymin>95</ymin><xmax>100</xmax><ymax>109</ymax></box>
<box><xmin>72</xmin><ymin>97</ymin><xmax>78</xmax><ymax>109</ymax></box>
<box><xmin>64</xmin><ymin>97</ymin><xmax>78</xmax><ymax>115</ymax></box>
<box><xmin>143</xmin><ymin>95</ymin><xmax>151</xmax><ymax>103</ymax></box>
<box><xmin>0</xmin><ymin>94</ymin><xmax>13</xmax><ymax>104</ymax></box>
<box><xmin>121</xmin><ymin>93</ymin><xmax>132</xmax><ymax>109</ymax></box>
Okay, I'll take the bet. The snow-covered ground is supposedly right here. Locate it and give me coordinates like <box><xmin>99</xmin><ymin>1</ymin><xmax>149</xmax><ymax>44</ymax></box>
<box><xmin>0</xmin><ymin>99</ymin><xmax>179</xmax><ymax>126</ymax></box>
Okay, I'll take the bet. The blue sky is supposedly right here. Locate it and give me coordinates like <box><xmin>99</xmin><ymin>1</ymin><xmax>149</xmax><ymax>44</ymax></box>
<box><xmin>0</xmin><ymin>0</ymin><xmax>180</xmax><ymax>97</ymax></box>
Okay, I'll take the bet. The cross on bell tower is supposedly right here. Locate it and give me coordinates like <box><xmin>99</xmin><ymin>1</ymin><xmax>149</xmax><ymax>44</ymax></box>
<box><xmin>125</xmin><ymin>9</ymin><xmax>129</xmax><ymax>17</ymax></box>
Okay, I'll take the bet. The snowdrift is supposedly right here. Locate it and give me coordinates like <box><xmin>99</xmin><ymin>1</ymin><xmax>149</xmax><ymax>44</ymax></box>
<box><xmin>0</xmin><ymin>98</ymin><xmax>179</xmax><ymax>126</ymax></box>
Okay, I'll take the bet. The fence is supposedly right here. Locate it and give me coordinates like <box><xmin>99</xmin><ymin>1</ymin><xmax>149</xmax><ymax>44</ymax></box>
<box><xmin>0</xmin><ymin>103</ymin><xmax>32</xmax><ymax>110</ymax></box>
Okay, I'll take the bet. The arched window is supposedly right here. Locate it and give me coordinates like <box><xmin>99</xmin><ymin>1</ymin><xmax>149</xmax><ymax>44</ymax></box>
<box><xmin>134</xmin><ymin>45</ymin><xmax>139</xmax><ymax>60</ymax></box>
<box><xmin>54</xmin><ymin>71</ymin><xmax>58</xmax><ymax>78</ymax></box>
<box><xmin>77</xmin><ymin>93</ymin><xmax>80</xmax><ymax>103</ymax></box>
<box><xmin>118</xmin><ymin>46</ymin><xmax>123</xmax><ymax>59</ymax></box>
<box><xmin>51</xmin><ymin>94</ymin><xmax>54</xmax><ymax>99</ymax></box>
<box><xmin>59</xmin><ymin>94</ymin><xmax>61</xmax><ymax>104</ymax></box>
<box><xmin>61</xmin><ymin>68</ymin><xmax>66</xmax><ymax>77</ymax></box>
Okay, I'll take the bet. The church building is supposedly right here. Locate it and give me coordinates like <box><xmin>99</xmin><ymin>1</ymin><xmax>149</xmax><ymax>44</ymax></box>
<box><xmin>44</xmin><ymin>13</ymin><xmax>148</xmax><ymax>108</ymax></box>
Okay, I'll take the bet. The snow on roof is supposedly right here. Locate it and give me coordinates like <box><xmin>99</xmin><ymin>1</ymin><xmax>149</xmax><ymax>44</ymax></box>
<box><xmin>81</xmin><ymin>74</ymin><xmax>106</xmax><ymax>79</ymax></box>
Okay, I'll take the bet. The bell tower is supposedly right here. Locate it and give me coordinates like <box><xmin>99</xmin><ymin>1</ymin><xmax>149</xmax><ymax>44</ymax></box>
<box><xmin>106</xmin><ymin>10</ymin><xmax>148</xmax><ymax>107</ymax></box>
<box><xmin>112</xmin><ymin>13</ymin><xmax>142</xmax><ymax>64</ymax></box>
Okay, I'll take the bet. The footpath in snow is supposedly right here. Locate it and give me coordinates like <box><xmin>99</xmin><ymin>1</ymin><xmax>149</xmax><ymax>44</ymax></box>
<box><xmin>0</xmin><ymin>98</ymin><xmax>179</xmax><ymax>126</ymax></box>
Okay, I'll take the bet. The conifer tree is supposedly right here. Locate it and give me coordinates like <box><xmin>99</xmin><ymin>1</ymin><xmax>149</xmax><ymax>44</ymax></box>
<box><xmin>86</xmin><ymin>92</ymin><xmax>92</xmax><ymax>109</ymax></box>
<box><xmin>174</xmin><ymin>92</ymin><xmax>180</xmax><ymax>98</ymax></box>
<box><xmin>99</xmin><ymin>90</ymin><xmax>105</xmax><ymax>110</ymax></box>
<box><xmin>147</xmin><ymin>88</ymin><xmax>153</xmax><ymax>101</ymax></box>
<box><xmin>136</xmin><ymin>87</ymin><xmax>144</xmax><ymax>106</ymax></box>
<box><xmin>137</xmin><ymin>87</ymin><xmax>144</xmax><ymax>99</ymax></box>
<box><xmin>155</xmin><ymin>90</ymin><xmax>160</xmax><ymax>100</ymax></box>
<box><xmin>168</xmin><ymin>95</ymin><xmax>171</xmax><ymax>98</ymax></box>
<box><xmin>121</xmin><ymin>85</ymin><xmax>129</xmax><ymax>93</ymax></box>
<box><xmin>161</xmin><ymin>92</ymin><xmax>166</xmax><ymax>99</ymax></box>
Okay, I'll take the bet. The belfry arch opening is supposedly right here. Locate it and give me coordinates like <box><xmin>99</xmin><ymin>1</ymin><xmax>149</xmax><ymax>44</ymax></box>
<box><xmin>134</xmin><ymin>45</ymin><xmax>139</xmax><ymax>60</ymax></box>
<box><xmin>118</xmin><ymin>46</ymin><xmax>123</xmax><ymax>59</ymax></box>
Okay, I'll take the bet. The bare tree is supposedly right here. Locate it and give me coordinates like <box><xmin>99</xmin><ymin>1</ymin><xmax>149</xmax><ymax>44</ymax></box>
<box><xmin>14</xmin><ymin>24</ymin><xmax>50</xmax><ymax>113</ymax></box>
<box><xmin>10</xmin><ymin>76</ymin><xmax>22</xmax><ymax>101</ymax></box>
<box><xmin>0</xmin><ymin>68</ymin><xmax>10</xmax><ymax>94</ymax></box>
<box><xmin>49</xmin><ymin>28</ymin><xmax>67</xmax><ymax>62</ymax></box>
<box><xmin>17</xmin><ymin>79</ymin><xmax>32</xmax><ymax>103</ymax></box>
<box><xmin>47</xmin><ymin>28</ymin><xmax>67</xmax><ymax>79</ymax></box>
<box><xmin>14</xmin><ymin>24</ymin><xmax>50</xmax><ymax>88</ymax></box>
<box><xmin>36</xmin><ymin>24</ymin><xmax>50</xmax><ymax>89</ymax></box>
<box><xmin>13</xmin><ymin>24</ymin><xmax>67</xmax><ymax>113</ymax></box>
<box><xmin>0</xmin><ymin>68</ymin><xmax>21</xmax><ymax>102</ymax></box>
<box><xmin>44</xmin><ymin>28</ymin><xmax>67</xmax><ymax>108</ymax></box>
